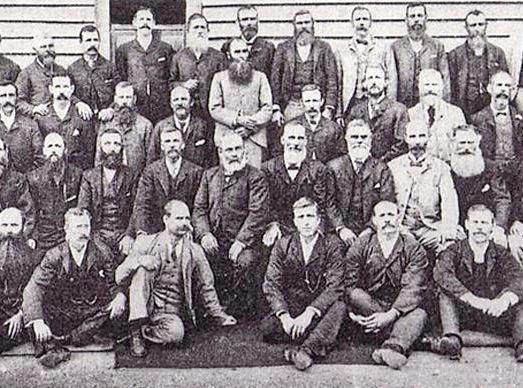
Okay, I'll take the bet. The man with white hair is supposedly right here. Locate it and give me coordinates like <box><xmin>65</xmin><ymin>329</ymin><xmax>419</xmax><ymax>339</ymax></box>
<box><xmin>408</xmin><ymin>69</ymin><xmax>466</xmax><ymax>162</ymax></box>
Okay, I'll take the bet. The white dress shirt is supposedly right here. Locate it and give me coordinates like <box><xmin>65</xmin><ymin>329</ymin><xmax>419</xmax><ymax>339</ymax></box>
<box><xmin>0</xmin><ymin>110</ymin><xmax>15</xmax><ymax>130</ymax></box>
<box><xmin>300</xmin><ymin>234</ymin><xmax>319</xmax><ymax>265</ymax></box>
<box><xmin>165</xmin><ymin>157</ymin><xmax>182</xmax><ymax>179</ymax></box>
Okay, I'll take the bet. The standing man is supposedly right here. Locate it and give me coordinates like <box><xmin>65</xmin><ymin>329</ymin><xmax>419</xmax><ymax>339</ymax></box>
<box><xmin>221</xmin><ymin>5</ymin><xmax>275</xmax><ymax>79</ymax></box>
<box><xmin>0</xmin><ymin>33</ymin><xmax>20</xmax><ymax>82</ymax></box>
<box><xmin>271</xmin><ymin>10</ymin><xmax>338</xmax><ymax>123</ymax></box>
<box><xmin>209</xmin><ymin>38</ymin><xmax>273</xmax><ymax>168</ymax></box>
<box><xmin>193</xmin><ymin>131</ymin><xmax>269</xmax><ymax>320</ymax></box>
<box><xmin>116</xmin><ymin>7</ymin><xmax>175</xmax><ymax>124</ymax></box>
<box><xmin>448</xmin><ymin>10</ymin><xmax>508</xmax><ymax>118</ymax></box>
<box><xmin>392</xmin><ymin>3</ymin><xmax>450</xmax><ymax>108</ymax></box>
<box><xmin>0</xmin><ymin>81</ymin><xmax>43</xmax><ymax>174</ymax></box>
<box><xmin>262</xmin><ymin>197</ymin><xmax>346</xmax><ymax>371</ymax></box>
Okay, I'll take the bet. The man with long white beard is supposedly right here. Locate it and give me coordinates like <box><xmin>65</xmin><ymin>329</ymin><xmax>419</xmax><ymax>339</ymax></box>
<box><xmin>27</xmin><ymin>132</ymin><xmax>82</xmax><ymax>258</ymax></box>
<box><xmin>0</xmin><ymin>207</ymin><xmax>37</xmax><ymax>353</ymax></box>
<box><xmin>193</xmin><ymin>131</ymin><xmax>268</xmax><ymax>320</ymax></box>
<box><xmin>328</xmin><ymin>120</ymin><xmax>394</xmax><ymax>246</ymax></box>
<box><xmin>271</xmin><ymin>10</ymin><xmax>338</xmax><ymax>124</ymax></box>
<box><xmin>408</xmin><ymin>69</ymin><xmax>466</xmax><ymax>162</ymax></box>
<box><xmin>96</xmin><ymin>81</ymin><xmax>153</xmax><ymax>178</ymax></box>
<box><xmin>209</xmin><ymin>38</ymin><xmax>272</xmax><ymax>168</ymax></box>
<box><xmin>170</xmin><ymin>13</ymin><xmax>226</xmax><ymax>123</ymax></box>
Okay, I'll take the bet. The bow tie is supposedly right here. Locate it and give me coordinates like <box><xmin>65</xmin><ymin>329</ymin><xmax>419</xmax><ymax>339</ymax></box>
<box><xmin>287</xmin><ymin>164</ymin><xmax>300</xmax><ymax>171</ymax></box>
<box><xmin>309</xmin><ymin>120</ymin><xmax>318</xmax><ymax>126</ymax></box>
<box><xmin>495</xmin><ymin>111</ymin><xmax>507</xmax><ymax>117</ymax></box>
<box><xmin>410</xmin><ymin>160</ymin><xmax>424</xmax><ymax>167</ymax></box>
<box><xmin>355</xmin><ymin>39</ymin><xmax>368</xmax><ymax>45</ymax></box>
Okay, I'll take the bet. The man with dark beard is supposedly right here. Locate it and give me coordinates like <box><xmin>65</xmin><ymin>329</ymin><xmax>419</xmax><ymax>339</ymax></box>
<box><xmin>27</xmin><ymin>132</ymin><xmax>82</xmax><ymax>259</ymax></box>
<box><xmin>78</xmin><ymin>129</ymin><xmax>137</xmax><ymax>259</ymax></box>
<box><xmin>391</xmin><ymin>3</ymin><xmax>450</xmax><ymax>108</ymax></box>
<box><xmin>220</xmin><ymin>5</ymin><xmax>275</xmax><ymax>80</ymax></box>
<box><xmin>148</xmin><ymin>86</ymin><xmax>211</xmax><ymax>168</ymax></box>
<box><xmin>97</xmin><ymin>81</ymin><xmax>153</xmax><ymax>178</ymax></box>
<box><xmin>0</xmin><ymin>207</ymin><xmax>37</xmax><ymax>353</ymax></box>
<box><xmin>271</xmin><ymin>10</ymin><xmax>338</xmax><ymax>124</ymax></box>
<box><xmin>209</xmin><ymin>38</ymin><xmax>272</xmax><ymax>168</ymax></box>
<box><xmin>448</xmin><ymin>10</ymin><xmax>508</xmax><ymax>118</ymax></box>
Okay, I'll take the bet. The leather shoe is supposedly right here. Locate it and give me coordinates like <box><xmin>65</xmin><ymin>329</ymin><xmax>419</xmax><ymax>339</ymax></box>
<box><xmin>284</xmin><ymin>347</ymin><xmax>313</xmax><ymax>371</ymax></box>
<box><xmin>439</xmin><ymin>335</ymin><xmax>462</xmax><ymax>360</ymax></box>
<box><xmin>130</xmin><ymin>330</ymin><xmax>147</xmax><ymax>358</ymax></box>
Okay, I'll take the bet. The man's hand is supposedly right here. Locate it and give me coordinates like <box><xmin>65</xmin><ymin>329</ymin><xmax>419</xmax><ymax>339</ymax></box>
<box><xmin>107</xmin><ymin>292</ymin><xmax>126</xmax><ymax>320</ymax></box>
<box><xmin>75</xmin><ymin>101</ymin><xmax>93</xmax><ymax>120</ymax></box>
<box><xmin>359</xmin><ymin>310</ymin><xmax>398</xmax><ymax>333</ymax></box>
<box><xmin>348</xmin><ymin>311</ymin><xmax>366</xmax><ymax>326</ymax></box>
<box><xmin>32</xmin><ymin>103</ymin><xmax>49</xmax><ymax>116</ymax></box>
<box><xmin>33</xmin><ymin>319</ymin><xmax>52</xmax><ymax>343</ymax></box>
<box><xmin>3</xmin><ymin>310</ymin><xmax>23</xmax><ymax>339</ymax></box>
<box><xmin>486</xmin><ymin>297</ymin><xmax>511</xmax><ymax>318</ymax></box>
<box><xmin>322</xmin><ymin>107</ymin><xmax>333</xmax><ymax>120</ymax></box>
<box><xmin>220</xmin><ymin>315</ymin><xmax>237</xmax><ymax>326</ymax></box>
<box><xmin>272</xmin><ymin>110</ymin><xmax>284</xmax><ymax>126</ymax></box>
<box><xmin>183</xmin><ymin>79</ymin><xmax>199</xmax><ymax>90</ymax></box>
<box><xmin>278</xmin><ymin>313</ymin><xmax>295</xmax><ymax>337</ymax></box>
<box><xmin>98</xmin><ymin>107</ymin><xmax>114</xmax><ymax>122</ymax></box>
<box><xmin>462</xmin><ymin>293</ymin><xmax>491</xmax><ymax>314</ymax></box>
<box><xmin>27</xmin><ymin>239</ymin><xmax>36</xmax><ymax>250</ymax></box>
<box><xmin>234</xmin><ymin>127</ymin><xmax>251</xmax><ymax>138</ymax></box>
<box><xmin>119</xmin><ymin>235</ymin><xmax>135</xmax><ymax>256</ymax></box>
<box><xmin>263</xmin><ymin>224</ymin><xmax>282</xmax><ymax>247</ymax></box>
<box><xmin>511</xmin><ymin>221</ymin><xmax>523</xmax><ymax>237</ymax></box>
<box><xmin>491</xmin><ymin>225</ymin><xmax>507</xmax><ymax>248</ymax></box>
<box><xmin>228</xmin><ymin>240</ymin><xmax>245</xmax><ymax>264</ymax></box>
<box><xmin>338</xmin><ymin>227</ymin><xmax>357</xmax><ymax>246</ymax></box>
<box><xmin>336</xmin><ymin>117</ymin><xmax>345</xmax><ymax>128</ymax></box>
<box><xmin>439</xmin><ymin>225</ymin><xmax>457</xmax><ymax>243</ymax></box>
<box><xmin>291</xmin><ymin>308</ymin><xmax>316</xmax><ymax>340</ymax></box>
<box><xmin>237</xmin><ymin>115</ymin><xmax>257</xmax><ymax>131</ymax></box>
<box><xmin>201</xmin><ymin>233</ymin><xmax>219</xmax><ymax>255</ymax></box>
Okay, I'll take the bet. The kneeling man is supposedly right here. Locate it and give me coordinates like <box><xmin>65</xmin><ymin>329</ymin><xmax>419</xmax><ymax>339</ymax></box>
<box><xmin>262</xmin><ymin>197</ymin><xmax>346</xmax><ymax>371</ymax></box>
<box><xmin>116</xmin><ymin>200</ymin><xmax>236</xmax><ymax>358</ymax></box>
<box><xmin>345</xmin><ymin>200</ymin><xmax>429</xmax><ymax>369</ymax></box>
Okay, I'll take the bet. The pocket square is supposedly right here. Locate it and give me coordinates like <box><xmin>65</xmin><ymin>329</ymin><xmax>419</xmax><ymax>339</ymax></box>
<box><xmin>374</xmin><ymin>182</ymin><xmax>381</xmax><ymax>189</ymax></box>
<box><xmin>65</xmin><ymin>195</ymin><xmax>77</xmax><ymax>202</ymax></box>
<box><xmin>195</xmin><ymin>139</ymin><xmax>206</xmax><ymax>146</ymax></box>
<box><xmin>481</xmin><ymin>184</ymin><xmax>490</xmax><ymax>192</ymax></box>
<box><xmin>72</xmin><ymin>129</ymin><xmax>80</xmax><ymax>136</ymax></box>
<box><xmin>104</xmin><ymin>79</ymin><xmax>113</xmax><ymax>84</ymax></box>
<box><xmin>158</xmin><ymin>57</ymin><xmax>166</xmax><ymax>62</ymax></box>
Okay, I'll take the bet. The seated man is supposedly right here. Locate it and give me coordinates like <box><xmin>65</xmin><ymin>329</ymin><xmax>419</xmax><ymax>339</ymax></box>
<box><xmin>116</xmin><ymin>200</ymin><xmax>236</xmax><ymax>357</ymax></box>
<box><xmin>345</xmin><ymin>201</ymin><xmax>428</xmax><ymax>369</ymax></box>
<box><xmin>433</xmin><ymin>204</ymin><xmax>523</xmax><ymax>362</ymax></box>
<box><xmin>262</xmin><ymin>197</ymin><xmax>346</xmax><ymax>371</ymax></box>
<box><xmin>22</xmin><ymin>208</ymin><xmax>126</xmax><ymax>368</ymax></box>
<box><xmin>0</xmin><ymin>208</ymin><xmax>37</xmax><ymax>353</ymax></box>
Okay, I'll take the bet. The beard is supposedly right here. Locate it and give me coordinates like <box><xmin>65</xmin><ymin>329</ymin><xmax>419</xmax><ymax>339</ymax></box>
<box><xmin>114</xmin><ymin>104</ymin><xmax>137</xmax><ymax>128</ymax></box>
<box><xmin>44</xmin><ymin>156</ymin><xmax>65</xmax><ymax>178</ymax></box>
<box><xmin>284</xmin><ymin>147</ymin><xmax>307</xmax><ymax>165</ymax></box>
<box><xmin>294</xmin><ymin>27</ymin><xmax>315</xmax><ymax>46</ymax></box>
<box><xmin>349</xmin><ymin>145</ymin><xmax>371</xmax><ymax>163</ymax></box>
<box><xmin>101</xmin><ymin>150</ymin><xmax>123</xmax><ymax>170</ymax></box>
<box><xmin>37</xmin><ymin>51</ymin><xmax>56</xmax><ymax>68</ymax></box>
<box><xmin>228</xmin><ymin>60</ymin><xmax>254</xmax><ymax>85</ymax></box>
<box><xmin>221</xmin><ymin>153</ymin><xmax>247</xmax><ymax>174</ymax></box>
<box><xmin>241</xmin><ymin>25</ymin><xmax>258</xmax><ymax>41</ymax></box>
<box><xmin>408</xmin><ymin>23</ymin><xmax>426</xmax><ymax>39</ymax></box>
<box><xmin>187</xmin><ymin>35</ymin><xmax>209</xmax><ymax>52</ymax></box>
<box><xmin>450</xmin><ymin>151</ymin><xmax>486</xmax><ymax>178</ymax></box>
<box><xmin>0</xmin><ymin>235</ymin><xmax>31</xmax><ymax>288</ymax></box>
<box><xmin>173</xmin><ymin>104</ymin><xmax>190</xmax><ymax>120</ymax></box>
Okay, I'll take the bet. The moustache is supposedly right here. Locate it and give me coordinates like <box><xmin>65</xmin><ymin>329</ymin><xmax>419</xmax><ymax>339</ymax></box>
<box><xmin>356</xmin><ymin>26</ymin><xmax>368</xmax><ymax>31</ymax></box>
<box><xmin>2</xmin><ymin>101</ymin><xmax>14</xmax><ymax>108</ymax></box>
<box><xmin>139</xmin><ymin>24</ymin><xmax>151</xmax><ymax>30</ymax></box>
<box><xmin>495</xmin><ymin>92</ymin><xmax>509</xmax><ymax>99</ymax></box>
<box><xmin>56</xmin><ymin>93</ymin><xmax>69</xmax><ymax>100</ymax></box>
<box><xmin>87</xmin><ymin>46</ymin><xmax>98</xmax><ymax>51</ymax></box>
<box><xmin>424</xmin><ymin>91</ymin><xmax>438</xmax><ymax>96</ymax></box>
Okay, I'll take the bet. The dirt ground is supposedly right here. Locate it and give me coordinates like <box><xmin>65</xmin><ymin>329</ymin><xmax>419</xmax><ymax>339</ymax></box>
<box><xmin>0</xmin><ymin>347</ymin><xmax>522</xmax><ymax>388</ymax></box>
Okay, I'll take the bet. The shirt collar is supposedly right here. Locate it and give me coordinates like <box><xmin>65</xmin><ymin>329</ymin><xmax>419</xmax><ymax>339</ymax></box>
<box><xmin>173</xmin><ymin>114</ymin><xmax>191</xmax><ymax>131</ymax></box>
<box><xmin>165</xmin><ymin>157</ymin><xmax>182</xmax><ymax>178</ymax></box>
<box><xmin>242</xmin><ymin>35</ymin><xmax>257</xmax><ymax>45</ymax></box>
<box><xmin>408</xmin><ymin>152</ymin><xmax>427</xmax><ymax>167</ymax></box>
<box><xmin>70</xmin><ymin>243</ymin><xmax>88</xmax><ymax>267</ymax></box>
<box><xmin>490</xmin><ymin>104</ymin><xmax>510</xmax><ymax>116</ymax></box>
<box><xmin>0</xmin><ymin>110</ymin><xmax>15</xmax><ymax>129</ymax></box>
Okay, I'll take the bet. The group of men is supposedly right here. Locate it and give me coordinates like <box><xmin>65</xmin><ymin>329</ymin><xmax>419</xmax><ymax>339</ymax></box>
<box><xmin>0</xmin><ymin>1</ymin><xmax>522</xmax><ymax>372</ymax></box>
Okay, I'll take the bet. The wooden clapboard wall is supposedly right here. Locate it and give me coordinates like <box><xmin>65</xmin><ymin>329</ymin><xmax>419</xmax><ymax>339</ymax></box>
<box><xmin>200</xmin><ymin>0</ymin><xmax>523</xmax><ymax>57</ymax></box>
<box><xmin>0</xmin><ymin>0</ymin><xmax>96</xmax><ymax>68</ymax></box>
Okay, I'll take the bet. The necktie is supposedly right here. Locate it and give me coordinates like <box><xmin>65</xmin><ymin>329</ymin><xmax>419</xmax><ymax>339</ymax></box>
<box><xmin>410</xmin><ymin>160</ymin><xmax>424</xmax><ymax>167</ymax></box>
<box><xmin>427</xmin><ymin>106</ymin><xmax>436</xmax><ymax>127</ymax></box>
<box><xmin>496</xmin><ymin>112</ymin><xmax>507</xmax><ymax>117</ymax></box>
<box><xmin>287</xmin><ymin>164</ymin><xmax>299</xmax><ymax>171</ymax></box>
<box><xmin>355</xmin><ymin>39</ymin><xmax>368</xmax><ymax>45</ymax></box>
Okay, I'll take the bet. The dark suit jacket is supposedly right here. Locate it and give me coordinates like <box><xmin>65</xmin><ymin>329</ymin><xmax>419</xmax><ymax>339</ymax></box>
<box><xmin>263</xmin><ymin>232</ymin><xmax>345</xmax><ymax>316</ymax></box>
<box><xmin>261</xmin><ymin>156</ymin><xmax>336</xmax><ymax>233</ymax></box>
<box><xmin>448</xmin><ymin>41</ymin><xmax>508</xmax><ymax>116</ymax></box>
<box><xmin>292</xmin><ymin>114</ymin><xmax>346</xmax><ymax>163</ymax></box>
<box><xmin>0</xmin><ymin>168</ymin><xmax>34</xmax><ymax>239</ymax></box>
<box><xmin>78</xmin><ymin>165</ymin><xmax>137</xmax><ymax>237</ymax></box>
<box><xmin>345</xmin><ymin>233</ymin><xmax>428</xmax><ymax>314</ymax></box>
<box><xmin>328</xmin><ymin>155</ymin><xmax>395</xmax><ymax>233</ymax></box>
<box><xmin>193</xmin><ymin>164</ymin><xmax>268</xmax><ymax>247</ymax></box>
<box><xmin>470</xmin><ymin>105</ymin><xmax>523</xmax><ymax>160</ymax></box>
<box><xmin>345</xmin><ymin>97</ymin><xmax>408</xmax><ymax>161</ymax></box>
<box><xmin>221</xmin><ymin>37</ymin><xmax>275</xmax><ymax>79</ymax></box>
<box><xmin>270</xmin><ymin>38</ymin><xmax>338</xmax><ymax>110</ymax></box>
<box><xmin>133</xmin><ymin>158</ymin><xmax>203</xmax><ymax>234</ymax></box>
<box><xmin>434</xmin><ymin>240</ymin><xmax>523</xmax><ymax>301</ymax></box>
<box><xmin>506</xmin><ymin>160</ymin><xmax>523</xmax><ymax>226</ymax></box>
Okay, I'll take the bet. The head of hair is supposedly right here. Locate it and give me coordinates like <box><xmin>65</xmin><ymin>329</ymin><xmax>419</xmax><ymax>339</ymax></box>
<box><xmin>0</xmin><ymin>207</ymin><xmax>24</xmax><ymax>228</ymax></box>
<box><xmin>0</xmin><ymin>81</ymin><xmax>18</xmax><ymax>95</ymax></box>
<box><xmin>293</xmin><ymin>10</ymin><xmax>313</xmax><ymax>23</ymax></box>
<box><xmin>217</xmin><ymin>130</ymin><xmax>243</xmax><ymax>150</ymax></box>
<box><xmin>187</xmin><ymin>13</ymin><xmax>209</xmax><ymax>30</ymax></box>
<box><xmin>489</xmin><ymin>70</ymin><xmax>513</xmax><ymax>87</ymax></box>
<box><xmin>64</xmin><ymin>207</ymin><xmax>91</xmax><ymax>228</ymax></box>
<box><xmin>228</xmin><ymin>37</ymin><xmax>247</xmax><ymax>53</ymax></box>
<box><xmin>160</xmin><ymin>127</ymin><xmax>183</xmax><ymax>140</ymax></box>
<box><xmin>100</xmin><ymin>127</ymin><xmax>122</xmax><ymax>139</ymax></box>
<box><xmin>418</xmin><ymin>68</ymin><xmax>443</xmax><ymax>85</ymax></box>
<box><xmin>164</xmin><ymin>199</ymin><xmax>189</xmax><ymax>217</ymax></box>
<box><xmin>293</xmin><ymin>196</ymin><xmax>319</xmax><ymax>215</ymax></box>
<box><xmin>133</xmin><ymin>6</ymin><xmax>155</xmax><ymax>21</ymax></box>
<box><xmin>237</xmin><ymin>5</ymin><xmax>258</xmax><ymax>21</ymax></box>
<box><xmin>79</xmin><ymin>24</ymin><xmax>99</xmax><ymax>41</ymax></box>
<box><xmin>115</xmin><ymin>81</ymin><xmax>134</xmax><ymax>93</ymax></box>
<box><xmin>405</xmin><ymin>120</ymin><xmax>429</xmax><ymax>135</ymax></box>
<box><xmin>52</xmin><ymin>70</ymin><xmax>70</xmax><ymax>82</ymax></box>
<box><xmin>351</xmin><ymin>6</ymin><xmax>371</xmax><ymax>20</ymax></box>
<box><xmin>466</xmin><ymin>204</ymin><xmax>494</xmax><ymax>221</ymax></box>
<box><xmin>301</xmin><ymin>84</ymin><xmax>321</xmax><ymax>95</ymax></box>
<box><xmin>282</xmin><ymin>120</ymin><xmax>307</xmax><ymax>138</ymax></box>
<box><xmin>406</xmin><ymin>2</ymin><xmax>427</xmax><ymax>17</ymax></box>
<box><xmin>372</xmin><ymin>200</ymin><xmax>398</xmax><ymax>216</ymax></box>
<box><xmin>365</xmin><ymin>63</ymin><xmax>386</xmax><ymax>77</ymax></box>
<box><xmin>465</xmin><ymin>9</ymin><xmax>485</xmax><ymax>23</ymax></box>
<box><xmin>452</xmin><ymin>124</ymin><xmax>480</xmax><ymax>138</ymax></box>
<box><xmin>345</xmin><ymin>119</ymin><xmax>371</xmax><ymax>136</ymax></box>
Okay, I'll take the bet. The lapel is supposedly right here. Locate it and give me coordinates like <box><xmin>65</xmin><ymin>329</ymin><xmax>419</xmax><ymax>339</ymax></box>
<box><xmin>287</xmin><ymin>233</ymin><xmax>305</xmax><ymax>267</ymax></box>
<box><xmin>113</xmin><ymin>167</ymin><xmax>127</xmax><ymax>194</ymax></box>
<box><xmin>93</xmin><ymin>166</ymin><xmax>103</xmax><ymax>205</ymax></box>
<box><xmin>275</xmin><ymin>156</ymin><xmax>292</xmax><ymax>185</ymax></box>
<box><xmin>155</xmin><ymin>230</ymin><xmax>172</xmax><ymax>267</ymax></box>
<box><xmin>157</xmin><ymin>158</ymin><xmax>171</xmax><ymax>197</ymax></box>
<box><xmin>285</xmin><ymin>41</ymin><xmax>296</xmax><ymax>78</ymax></box>
<box><xmin>85</xmin><ymin>241</ymin><xmax>99</xmax><ymax>271</ymax></box>
<box><xmin>485</xmin><ymin>242</ymin><xmax>498</xmax><ymax>279</ymax></box>
<box><xmin>312</xmin><ymin>40</ymin><xmax>321</xmax><ymax>68</ymax></box>
<box><xmin>509</xmin><ymin>106</ymin><xmax>523</xmax><ymax>142</ymax></box>
<box><xmin>359</xmin><ymin>157</ymin><xmax>374</xmax><ymax>182</ymax></box>
<box><xmin>184</xmin><ymin>116</ymin><xmax>195</xmax><ymax>140</ymax></box>
<box><xmin>381</xmin><ymin>234</ymin><xmax>404</xmax><ymax>270</ymax></box>
<box><xmin>305</xmin><ymin>233</ymin><xmax>324</xmax><ymax>268</ymax></box>
<box><xmin>223</xmin><ymin>165</ymin><xmax>245</xmax><ymax>190</ymax></box>
<box><xmin>483</xmin><ymin>107</ymin><xmax>497</xmax><ymax>140</ymax></box>
<box><xmin>174</xmin><ymin>159</ymin><xmax>189</xmax><ymax>188</ymax></box>
<box><xmin>294</xmin><ymin>159</ymin><xmax>311</xmax><ymax>187</ymax></box>
<box><xmin>61</xmin><ymin>243</ymin><xmax>72</xmax><ymax>273</ymax></box>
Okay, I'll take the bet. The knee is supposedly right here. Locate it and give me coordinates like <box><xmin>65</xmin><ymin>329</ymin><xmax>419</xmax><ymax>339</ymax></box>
<box><xmin>405</xmin><ymin>307</ymin><xmax>428</xmax><ymax>326</ymax></box>
<box><xmin>151</xmin><ymin>314</ymin><xmax>185</xmax><ymax>344</ymax></box>
<box><xmin>346</xmin><ymin>288</ymin><xmax>370</xmax><ymax>306</ymax></box>
<box><xmin>236</xmin><ymin>249</ymin><xmax>258</xmax><ymax>271</ymax></box>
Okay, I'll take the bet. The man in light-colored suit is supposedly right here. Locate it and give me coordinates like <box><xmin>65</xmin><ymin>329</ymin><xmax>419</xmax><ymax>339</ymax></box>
<box><xmin>408</xmin><ymin>69</ymin><xmax>466</xmax><ymax>162</ymax></box>
<box><xmin>209</xmin><ymin>38</ymin><xmax>272</xmax><ymax>168</ymax></box>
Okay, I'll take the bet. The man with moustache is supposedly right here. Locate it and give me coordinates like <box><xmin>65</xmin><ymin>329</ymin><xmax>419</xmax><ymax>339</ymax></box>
<box><xmin>0</xmin><ymin>81</ymin><xmax>44</xmax><ymax>174</ymax></box>
<box><xmin>345</xmin><ymin>201</ymin><xmax>428</xmax><ymax>370</ymax></box>
<box><xmin>116</xmin><ymin>200</ymin><xmax>236</xmax><ymax>357</ymax></box>
<box><xmin>22</xmin><ymin>208</ymin><xmax>126</xmax><ymax>368</ymax></box>
<box><xmin>193</xmin><ymin>131</ymin><xmax>268</xmax><ymax>320</ymax></box>
<box><xmin>27</xmin><ymin>132</ymin><xmax>82</xmax><ymax>258</ymax></box>
<box><xmin>148</xmin><ymin>86</ymin><xmax>211</xmax><ymax>168</ymax></box>
<box><xmin>432</xmin><ymin>205</ymin><xmax>523</xmax><ymax>362</ymax></box>
<box><xmin>209</xmin><ymin>38</ymin><xmax>273</xmax><ymax>168</ymax></box>
<box><xmin>261</xmin><ymin>121</ymin><xmax>336</xmax><ymax>248</ymax></box>
<box><xmin>408</xmin><ymin>69</ymin><xmax>466</xmax><ymax>162</ymax></box>
<box><xmin>328</xmin><ymin>120</ymin><xmax>394</xmax><ymax>246</ymax></box>
<box><xmin>221</xmin><ymin>5</ymin><xmax>275</xmax><ymax>79</ymax></box>
<box><xmin>0</xmin><ymin>208</ymin><xmax>37</xmax><ymax>353</ymax></box>
<box><xmin>116</xmin><ymin>7</ymin><xmax>175</xmax><ymax>124</ymax></box>
<box><xmin>97</xmin><ymin>81</ymin><xmax>153</xmax><ymax>178</ymax></box>
<box><xmin>16</xmin><ymin>34</ymin><xmax>91</xmax><ymax>120</ymax></box>
<box><xmin>388</xmin><ymin>121</ymin><xmax>459</xmax><ymax>254</ymax></box>
<box><xmin>134</xmin><ymin>129</ymin><xmax>203</xmax><ymax>235</ymax></box>
<box><xmin>67</xmin><ymin>25</ymin><xmax>120</xmax><ymax>118</ymax></box>
<box><xmin>345</xmin><ymin>65</ymin><xmax>408</xmax><ymax>162</ymax></box>
<box><xmin>291</xmin><ymin>84</ymin><xmax>346</xmax><ymax>164</ymax></box>
<box><xmin>448</xmin><ymin>10</ymin><xmax>508</xmax><ymax>118</ymax></box>
<box><xmin>170</xmin><ymin>13</ymin><xmax>226</xmax><ymax>123</ymax></box>
<box><xmin>0</xmin><ymin>33</ymin><xmax>20</xmax><ymax>83</ymax></box>
<box><xmin>271</xmin><ymin>10</ymin><xmax>338</xmax><ymax>124</ymax></box>
<box><xmin>262</xmin><ymin>197</ymin><xmax>346</xmax><ymax>371</ymax></box>
<box><xmin>35</xmin><ymin>73</ymin><xmax>96</xmax><ymax>170</ymax></box>
<box><xmin>392</xmin><ymin>3</ymin><xmax>450</xmax><ymax>108</ymax></box>
<box><xmin>337</xmin><ymin>6</ymin><xmax>397</xmax><ymax>119</ymax></box>
<box><xmin>78</xmin><ymin>130</ymin><xmax>137</xmax><ymax>259</ymax></box>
